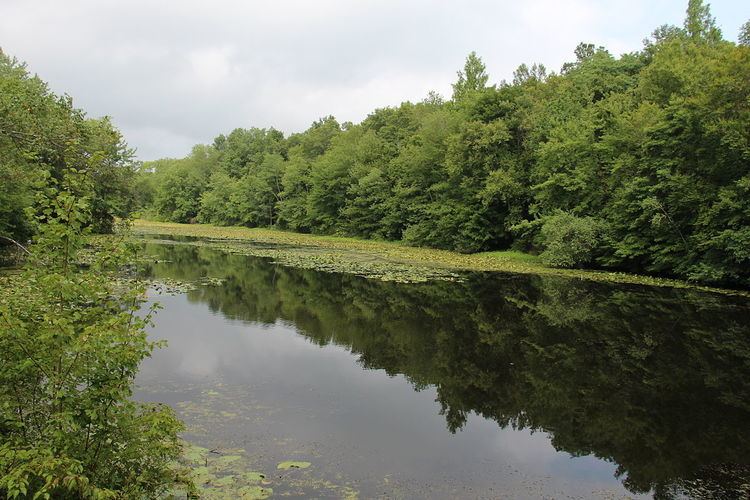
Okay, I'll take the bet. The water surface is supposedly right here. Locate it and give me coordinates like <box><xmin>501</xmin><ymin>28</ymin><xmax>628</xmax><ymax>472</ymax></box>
<box><xmin>135</xmin><ymin>240</ymin><xmax>750</xmax><ymax>498</ymax></box>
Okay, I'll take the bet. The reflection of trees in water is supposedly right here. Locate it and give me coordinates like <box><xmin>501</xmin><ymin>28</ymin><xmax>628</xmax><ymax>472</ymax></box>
<box><xmin>142</xmin><ymin>242</ymin><xmax>750</xmax><ymax>498</ymax></box>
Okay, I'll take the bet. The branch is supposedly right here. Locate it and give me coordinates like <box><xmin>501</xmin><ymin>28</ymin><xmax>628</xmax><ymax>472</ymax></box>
<box><xmin>0</xmin><ymin>235</ymin><xmax>31</xmax><ymax>256</ymax></box>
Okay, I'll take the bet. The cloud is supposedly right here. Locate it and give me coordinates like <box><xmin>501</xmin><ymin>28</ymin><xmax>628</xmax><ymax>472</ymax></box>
<box><xmin>1</xmin><ymin>0</ymin><xmax>747</xmax><ymax>160</ymax></box>
<box><xmin>185</xmin><ymin>47</ymin><xmax>235</xmax><ymax>87</ymax></box>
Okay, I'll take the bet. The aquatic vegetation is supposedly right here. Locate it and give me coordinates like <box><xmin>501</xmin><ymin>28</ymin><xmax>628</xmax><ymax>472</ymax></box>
<box><xmin>172</xmin><ymin>444</ymin><xmax>273</xmax><ymax>499</ymax></box>
<box><xmin>132</xmin><ymin>219</ymin><xmax>749</xmax><ymax>296</ymax></box>
<box><xmin>146</xmin><ymin>382</ymin><xmax>361</xmax><ymax>498</ymax></box>
<box><xmin>277</xmin><ymin>461</ymin><xmax>312</xmax><ymax>470</ymax></box>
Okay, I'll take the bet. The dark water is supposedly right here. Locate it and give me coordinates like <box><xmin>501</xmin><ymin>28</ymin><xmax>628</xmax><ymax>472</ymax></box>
<box><xmin>135</xmin><ymin>240</ymin><xmax>750</xmax><ymax>499</ymax></box>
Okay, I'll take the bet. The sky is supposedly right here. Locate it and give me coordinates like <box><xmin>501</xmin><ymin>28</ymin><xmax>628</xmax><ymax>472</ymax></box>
<box><xmin>1</xmin><ymin>0</ymin><xmax>748</xmax><ymax>161</ymax></box>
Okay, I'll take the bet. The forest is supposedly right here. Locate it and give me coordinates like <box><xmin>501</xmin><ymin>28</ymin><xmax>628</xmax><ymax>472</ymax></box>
<box><xmin>132</xmin><ymin>4</ymin><xmax>750</xmax><ymax>287</ymax></box>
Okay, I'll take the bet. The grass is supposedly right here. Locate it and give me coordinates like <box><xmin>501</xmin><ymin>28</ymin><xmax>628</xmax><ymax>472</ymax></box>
<box><xmin>130</xmin><ymin>219</ymin><xmax>749</xmax><ymax>297</ymax></box>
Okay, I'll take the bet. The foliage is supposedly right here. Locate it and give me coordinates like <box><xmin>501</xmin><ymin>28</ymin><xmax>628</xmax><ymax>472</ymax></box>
<box><xmin>0</xmin><ymin>173</ymin><xmax>184</xmax><ymax>498</ymax></box>
<box><xmin>132</xmin><ymin>220</ymin><xmax>749</xmax><ymax>296</ymax></box>
<box><xmin>451</xmin><ymin>51</ymin><xmax>489</xmax><ymax>102</ymax></box>
<box><xmin>537</xmin><ymin>211</ymin><xmax>607</xmax><ymax>268</ymax></box>
<box><xmin>133</xmin><ymin>1</ymin><xmax>750</xmax><ymax>288</ymax></box>
<box><xmin>740</xmin><ymin>20</ymin><xmax>750</xmax><ymax>46</ymax></box>
<box><xmin>0</xmin><ymin>50</ymin><xmax>137</xmax><ymax>242</ymax></box>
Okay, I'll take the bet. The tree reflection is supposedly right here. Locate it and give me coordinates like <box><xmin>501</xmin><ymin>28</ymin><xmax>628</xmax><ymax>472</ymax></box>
<box><xmin>142</xmin><ymin>242</ymin><xmax>750</xmax><ymax>497</ymax></box>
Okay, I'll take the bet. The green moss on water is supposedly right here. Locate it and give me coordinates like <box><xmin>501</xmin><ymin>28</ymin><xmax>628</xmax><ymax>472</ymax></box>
<box><xmin>131</xmin><ymin>219</ymin><xmax>750</xmax><ymax>296</ymax></box>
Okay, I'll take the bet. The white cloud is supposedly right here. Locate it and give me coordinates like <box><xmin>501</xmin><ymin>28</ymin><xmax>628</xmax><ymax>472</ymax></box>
<box><xmin>186</xmin><ymin>47</ymin><xmax>235</xmax><ymax>87</ymax></box>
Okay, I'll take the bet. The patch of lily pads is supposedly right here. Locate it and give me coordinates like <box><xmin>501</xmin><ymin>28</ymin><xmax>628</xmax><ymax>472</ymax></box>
<box><xmin>157</xmin><ymin>383</ymin><xmax>361</xmax><ymax>499</ymax></box>
<box><xmin>170</xmin><ymin>444</ymin><xmax>273</xmax><ymax>499</ymax></box>
<box><xmin>168</xmin><ymin>444</ymin><xmax>338</xmax><ymax>499</ymax></box>
<box><xmin>146</xmin><ymin>276</ymin><xmax>226</xmax><ymax>296</ymax></box>
<box><xmin>145</xmin><ymin>236</ymin><xmax>463</xmax><ymax>284</ymax></box>
<box><xmin>131</xmin><ymin>219</ymin><xmax>750</xmax><ymax>296</ymax></box>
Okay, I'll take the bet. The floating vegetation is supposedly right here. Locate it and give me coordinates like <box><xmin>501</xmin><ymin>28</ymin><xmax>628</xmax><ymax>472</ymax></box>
<box><xmin>277</xmin><ymin>461</ymin><xmax>311</xmax><ymax>470</ymax></box>
<box><xmin>146</xmin><ymin>276</ymin><xmax>226</xmax><ymax>296</ymax></box>
<box><xmin>153</xmin><ymin>382</ymin><xmax>360</xmax><ymax>499</ymax></box>
<box><xmin>170</xmin><ymin>444</ymin><xmax>273</xmax><ymax>499</ymax></box>
<box><xmin>130</xmin><ymin>219</ymin><xmax>750</xmax><ymax>296</ymax></box>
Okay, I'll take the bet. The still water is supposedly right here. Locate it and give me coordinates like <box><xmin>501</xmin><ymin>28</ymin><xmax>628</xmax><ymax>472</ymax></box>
<box><xmin>135</xmin><ymin>239</ymin><xmax>750</xmax><ymax>499</ymax></box>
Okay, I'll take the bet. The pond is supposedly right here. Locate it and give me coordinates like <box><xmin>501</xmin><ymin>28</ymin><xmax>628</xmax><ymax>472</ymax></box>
<box><xmin>134</xmin><ymin>238</ymin><xmax>750</xmax><ymax>499</ymax></box>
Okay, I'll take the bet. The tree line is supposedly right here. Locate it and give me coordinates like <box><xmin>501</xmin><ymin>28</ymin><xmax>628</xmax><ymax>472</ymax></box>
<box><xmin>138</xmin><ymin>2</ymin><xmax>750</xmax><ymax>287</ymax></box>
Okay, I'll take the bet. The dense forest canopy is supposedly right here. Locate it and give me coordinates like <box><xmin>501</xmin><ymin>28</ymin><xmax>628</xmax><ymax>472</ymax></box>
<box><xmin>134</xmin><ymin>1</ymin><xmax>750</xmax><ymax>287</ymax></box>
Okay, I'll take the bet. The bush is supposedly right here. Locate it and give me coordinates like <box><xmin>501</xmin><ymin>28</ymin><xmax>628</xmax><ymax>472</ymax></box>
<box><xmin>0</xmin><ymin>174</ymin><xmax>185</xmax><ymax>498</ymax></box>
<box><xmin>538</xmin><ymin>212</ymin><xmax>606</xmax><ymax>268</ymax></box>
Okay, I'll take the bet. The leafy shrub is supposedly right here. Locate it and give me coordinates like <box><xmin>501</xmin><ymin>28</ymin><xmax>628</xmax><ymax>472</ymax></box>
<box><xmin>0</xmin><ymin>173</ymin><xmax>185</xmax><ymax>498</ymax></box>
<box><xmin>538</xmin><ymin>212</ymin><xmax>606</xmax><ymax>268</ymax></box>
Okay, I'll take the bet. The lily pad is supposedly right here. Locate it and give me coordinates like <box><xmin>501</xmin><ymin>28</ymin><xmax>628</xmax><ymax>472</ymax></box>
<box><xmin>214</xmin><ymin>455</ymin><xmax>243</xmax><ymax>467</ymax></box>
<box><xmin>240</xmin><ymin>471</ymin><xmax>266</xmax><ymax>483</ymax></box>
<box><xmin>237</xmin><ymin>485</ymin><xmax>273</xmax><ymax>499</ymax></box>
<box><xmin>211</xmin><ymin>475</ymin><xmax>236</xmax><ymax>487</ymax></box>
<box><xmin>184</xmin><ymin>445</ymin><xmax>209</xmax><ymax>464</ymax></box>
<box><xmin>277</xmin><ymin>460</ymin><xmax>311</xmax><ymax>470</ymax></box>
<box><xmin>192</xmin><ymin>465</ymin><xmax>216</xmax><ymax>485</ymax></box>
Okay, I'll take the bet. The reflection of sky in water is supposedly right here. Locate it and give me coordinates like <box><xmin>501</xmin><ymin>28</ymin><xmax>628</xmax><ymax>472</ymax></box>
<box><xmin>137</xmin><ymin>291</ymin><xmax>643</xmax><ymax>497</ymax></box>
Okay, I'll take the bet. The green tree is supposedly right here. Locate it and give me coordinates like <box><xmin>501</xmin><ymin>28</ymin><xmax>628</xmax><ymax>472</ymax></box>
<box><xmin>452</xmin><ymin>52</ymin><xmax>489</xmax><ymax>102</ymax></box>
<box><xmin>136</xmin><ymin>1</ymin><xmax>750</xmax><ymax>287</ymax></box>
<box><xmin>0</xmin><ymin>172</ymin><xmax>184</xmax><ymax>498</ymax></box>
<box><xmin>199</xmin><ymin>170</ymin><xmax>241</xmax><ymax>225</ymax></box>
<box><xmin>83</xmin><ymin>117</ymin><xmax>137</xmax><ymax>233</ymax></box>
<box><xmin>0</xmin><ymin>50</ymin><xmax>138</xmax><ymax>241</ymax></box>
<box><xmin>739</xmin><ymin>20</ymin><xmax>750</xmax><ymax>46</ymax></box>
<box><xmin>236</xmin><ymin>153</ymin><xmax>285</xmax><ymax>226</ymax></box>
<box><xmin>307</xmin><ymin>129</ymin><xmax>359</xmax><ymax>233</ymax></box>
<box><xmin>536</xmin><ymin>211</ymin><xmax>607</xmax><ymax>268</ymax></box>
<box><xmin>684</xmin><ymin>0</ymin><xmax>721</xmax><ymax>42</ymax></box>
<box><xmin>277</xmin><ymin>151</ymin><xmax>313</xmax><ymax>231</ymax></box>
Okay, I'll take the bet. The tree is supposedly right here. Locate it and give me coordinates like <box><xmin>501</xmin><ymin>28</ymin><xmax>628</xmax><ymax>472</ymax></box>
<box><xmin>236</xmin><ymin>153</ymin><xmax>285</xmax><ymax>227</ymax></box>
<box><xmin>0</xmin><ymin>50</ymin><xmax>138</xmax><ymax>241</ymax></box>
<box><xmin>537</xmin><ymin>211</ymin><xmax>607</xmax><ymax>268</ymax></box>
<box><xmin>84</xmin><ymin>117</ymin><xmax>138</xmax><ymax>233</ymax></box>
<box><xmin>136</xmin><ymin>2</ymin><xmax>750</xmax><ymax>287</ymax></box>
<box><xmin>512</xmin><ymin>63</ymin><xmax>547</xmax><ymax>85</ymax></box>
<box><xmin>0</xmin><ymin>171</ymin><xmax>184</xmax><ymax>498</ymax></box>
<box><xmin>277</xmin><ymin>151</ymin><xmax>312</xmax><ymax>231</ymax></box>
<box><xmin>684</xmin><ymin>0</ymin><xmax>721</xmax><ymax>42</ymax></box>
<box><xmin>452</xmin><ymin>52</ymin><xmax>489</xmax><ymax>101</ymax></box>
<box><xmin>307</xmin><ymin>129</ymin><xmax>359</xmax><ymax>233</ymax></box>
<box><xmin>739</xmin><ymin>20</ymin><xmax>750</xmax><ymax>46</ymax></box>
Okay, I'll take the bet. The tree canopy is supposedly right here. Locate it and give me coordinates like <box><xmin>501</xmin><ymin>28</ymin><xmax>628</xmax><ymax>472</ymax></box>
<box><xmin>133</xmin><ymin>1</ymin><xmax>749</xmax><ymax>288</ymax></box>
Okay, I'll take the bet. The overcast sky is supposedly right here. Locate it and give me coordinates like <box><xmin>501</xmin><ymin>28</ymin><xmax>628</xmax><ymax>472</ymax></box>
<box><xmin>1</xmin><ymin>1</ymin><xmax>747</xmax><ymax>161</ymax></box>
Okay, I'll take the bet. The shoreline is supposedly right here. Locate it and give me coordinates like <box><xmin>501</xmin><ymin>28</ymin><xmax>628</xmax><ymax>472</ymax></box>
<box><xmin>130</xmin><ymin>219</ymin><xmax>750</xmax><ymax>298</ymax></box>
